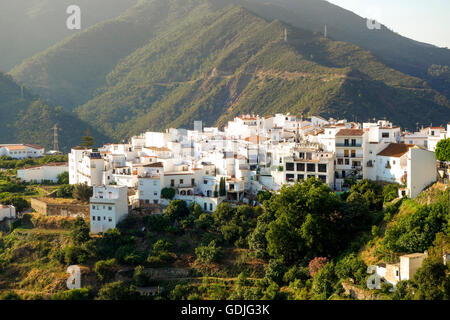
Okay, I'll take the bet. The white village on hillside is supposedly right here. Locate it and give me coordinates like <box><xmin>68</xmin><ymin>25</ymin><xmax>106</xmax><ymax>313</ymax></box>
<box><xmin>4</xmin><ymin>113</ymin><xmax>450</xmax><ymax>289</ymax></box>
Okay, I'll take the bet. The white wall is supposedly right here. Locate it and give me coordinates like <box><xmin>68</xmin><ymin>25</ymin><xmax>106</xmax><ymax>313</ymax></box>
<box><xmin>90</xmin><ymin>186</ymin><xmax>128</xmax><ymax>234</ymax></box>
<box><xmin>17</xmin><ymin>165</ymin><xmax>68</xmax><ymax>183</ymax></box>
<box><xmin>0</xmin><ymin>205</ymin><xmax>16</xmax><ymax>221</ymax></box>
<box><xmin>408</xmin><ymin>148</ymin><xmax>437</xmax><ymax>199</ymax></box>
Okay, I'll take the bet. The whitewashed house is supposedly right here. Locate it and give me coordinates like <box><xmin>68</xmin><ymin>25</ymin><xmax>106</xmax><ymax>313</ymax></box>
<box><xmin>69</xmin><ymin>147</ymin><xmax>105</xmax><ymax>186</ymax></box>
<box><xmin>90</xmin><ymin>185</ymin><xmax>129</xmax><ymax>234</ymax></box>
<box><xmin>376</xmin><ymin>143</ymin><xmax>436</xmax><ymax>198</ymax></box>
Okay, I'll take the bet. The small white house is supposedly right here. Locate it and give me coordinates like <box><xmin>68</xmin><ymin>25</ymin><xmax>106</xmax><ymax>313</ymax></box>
<box><xmin>90</xmin><ymin>185</ymin><xmax>129</xmax><ymax>234</ymax></box>
<box><xmin>0</xmin><ymin>205</ymin><xmax>16</xmax><ymax>221</ymax></box>
<box><xmin>17</xmin><ymin>163</ymin><xmax>68</xmax><ymax>183</ymax></box>
<box><xmin>376</xmin><ymin>143</ymin><xmax>436</xmax><ymax>198</ymax></box>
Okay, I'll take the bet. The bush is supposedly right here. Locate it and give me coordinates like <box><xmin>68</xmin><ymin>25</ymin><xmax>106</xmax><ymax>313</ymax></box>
<box><xmin>0</xmin><ymin>291</ymin><xmax>21</xmax><ymax>300</ymax></box>
<box><xmin>435</xmin><ymin>138</ymin><xmax>450</xmax><ymax>161</ymax></box>
<box><xmin>64</xmin><ymin>245</ymin><xmax>89</xmax><ymax>265</ymax></box>
<box><xmin>161</xmin><ymin>188</ymin><xmax>176</xmax><ymax>200</ymax></box>
<box><xmin>145</xmin><ymin>214</ymin><xmax>171</xmax><ymax>232</ymax></box>
<box><xmin>70</xmin><ymin>217</ymin><xmax>90</xmax><ymax>245</ymax></box>
<box><xmin>51</xmin><ymin>288</ymin><xmax>91</xmax><ymax>300</ymax></box>
<box><xmin>133</xmin><ymin>265</ymin><xmax>150</xmax><ymax>287</ymax></box>
<box><xmin>264</xmin><ymin>259</ymin><xmax>287</xmax><ymax>285</ymax></box>
<box><xmin>57</xmin><ymin>172</ymin><xmax>69</xmax><ymax>185</ymax></box>
<box><xmin>383</xmin><ymin>184</ymin><xmax>399</xmax><ymax>203</ymax></box>
<box><xmin>56</xmin><ymin>184</ymin><xmax>74</xmax><ymax>198</ymax></box>
<box><xmin>95</xmin><ymin>259</ymin><xmax>118</xmax><ymax>282</ymax></box>
<box><xmin>96</xmin><ymin>281</ymin><xmax>139</xmax><ymax>300</ymax></box>
<box><xmin>195</xmin><ymin>240</ymin><xmax>222</xmax><ymax>264</ymax></box>
<box><xmin>335</xmin><ymin>254</ymin><xmax>367</xmax><ymax>285</ymax></box>
<box><xmin>312</xmin><ymin>262</ymin><xmax>336</xmax><ymax>299</ymax></box>
<box><xmin>164</xmin><ymin>200</ymin><xmax>189</xmax><ymax>222</ymax></box>
<box><xmin>73</xmin><ymin>183</ymin><xmax>93</xmax><ymax>203</ymax></box>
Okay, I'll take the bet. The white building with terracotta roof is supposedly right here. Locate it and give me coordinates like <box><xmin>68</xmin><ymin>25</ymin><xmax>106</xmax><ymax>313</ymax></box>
<box><xmin>376</xmin><ymin>143</ymin><xmax>436</xmax><ymax>198</ymax></box>
<box><xmin>0</xmin><ymin>144</ymin><xmax>44</xmax><ymax>159</ymax></box>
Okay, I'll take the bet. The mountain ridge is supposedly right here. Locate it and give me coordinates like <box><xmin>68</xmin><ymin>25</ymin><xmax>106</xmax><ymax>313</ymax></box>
<box><xmin>6</xmin><ymin>0</ymin><xmax>450</xmax><ymax>145</ymax></box>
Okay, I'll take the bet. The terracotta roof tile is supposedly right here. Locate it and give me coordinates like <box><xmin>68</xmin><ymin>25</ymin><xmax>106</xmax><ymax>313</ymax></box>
<box><xmin>377</xmin><ymin>143</ymin><xmax>415</xmax><ymax>158</ymax></box>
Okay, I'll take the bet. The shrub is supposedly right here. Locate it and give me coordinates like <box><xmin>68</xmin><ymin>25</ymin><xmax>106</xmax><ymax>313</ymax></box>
<box><xmin>96</xmin><ymin>281</ymin><xmax>139</xmax><ymax>300</ymax></box>
<box><xmin>64</xmin><ymin>245</ymin><xmax>89</xmax><ymax>265</ymax></box>
<box><xmin>95</xmin><ymin>259</ymin><xmax>118</xmax><ymax>282</ymax></box>
<box><xmin>264</xmin><ymin>259</ymin><xmax>287</xmax><ymax>285</ymax></box>
<box><xmin>195</xmin><ymin>240</ymin><xmax>222</xmax><ymax>264</ymax></box>
<box><xmin>51</xmin><ymin>288</ymin><xmax>91</xmax><ymax>300</ymax></box>
<box><xmin>161</xmin><ymin>188</ymin><xmax>176</xmax><ymax>200</ymax></box>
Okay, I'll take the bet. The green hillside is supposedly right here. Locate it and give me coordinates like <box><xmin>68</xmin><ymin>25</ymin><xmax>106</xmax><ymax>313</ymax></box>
<box><xmin>73</xmin><ymin>4</ymin><xmax>449</xmax><ymax>140</ymax></box>
<box><xmin>0</xmin><ymin>0</ymin><xmax>138</xmax><ymax>71</ymax></box>
<box><xmin>0</xmin><ymin>72</ymin><xmax>107</xmax><ymax>151</ymax></box>
<box><xmin>238</xmin><ymin>0</ymin><xmax>450</xmax><ymax>98</ymax></box>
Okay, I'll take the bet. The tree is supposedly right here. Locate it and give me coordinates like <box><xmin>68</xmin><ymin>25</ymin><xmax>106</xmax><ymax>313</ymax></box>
<box><xmin>57</xmin><ymin>171</ymin><xmax>69</xmax><ymax>184</ymax></box>
<box><xmin>411</xmin><ymin>258</ymin><xmax>448</xmax><ymax>300</ymax></box>
<box><xmin>195</xmin><ymin>240</ymin><xmax>222</xmax><ymax>264</ymax></box>
<box><xmin>257</xmin><ymin>190</ymin><xmax>272</xmax><ymax>203</ymax></box>
<box><xmin>311</xmin><ymin>262</ymin><xmax>336</xmax><ymax>299</ymax></box>
<box><xmin>153</xmin><ymin>240</ymin><xmax>172</xmax><ymax>254</ymax></box>
<box><xmin>70</xmin><ymin>217</ymin><xmax>90</xmax><ymax>245</ymax></box>
<box><xmin>219</xmin><ymin>177</ymin><xmax>226</xmax><ymax>197</ymax></box>
<box><xmin>80</xmin><ymin>129</ymin><xmax>95</xmax><ymax>148</ymax></box>
<box><xmin>73</xmin><ymin>183</ymin><xmax>93</xmax><ymax>203</ymax></box>
<box><xmin>95</xmin><ymin>259</ymin><xmax>118</xmax><ymax>283</ymax></box>
<box><xmin>264</xmin><ymin>259</ymin><xmax>287</xmax><ymax>285</ymax></box>
<box><xmin>64</xmin><ymin>245</ymin><xmax>89</xmax><ymax>265</ymax></box>
<box><xmin>161</xmin><ymin>187</ymin><xmax>176</xmax><ymax>200</ymax></box>
<box><xmin>383</xmin><ymin>184</ymin><xmax>399</xmax><ymax>203</ymax></box>
<box><xmin>435</xmin><ymin>138</ymin><xmax>450</xmax><ymax>162</ymax></box>
<box><xmin>56</xmin><ymin>184</ymin><xmax>74</xmax><ymax>198</ymax></box>
<box><xmin>164</xmin><ymin>200</ymin><xmax>189</xmax><ymax>222</ymax></box>
<box><xmin>265</xmin><ymin>179</ymin><xmax>342</xmax><ymax>264</ymax></box>
<box><xmin>96</xmin><ymin>281</ymin><xmax>139</xmax><ymax>300</ymax></box>
<box><xmin>335</xmin><ymin>254</ymin><xmax>367</xmax><ymax>285</ymax></box>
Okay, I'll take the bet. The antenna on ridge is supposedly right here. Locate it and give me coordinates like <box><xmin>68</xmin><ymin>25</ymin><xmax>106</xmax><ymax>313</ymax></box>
<box><xmin>324</xmin><ymin>24</ymin><xmax>327</xmax><ymax>38</ymax></box>
<box><xmin>284</xmin><ymin>28</ymin><xmax>288</xmax><ymax>42</ymax></box>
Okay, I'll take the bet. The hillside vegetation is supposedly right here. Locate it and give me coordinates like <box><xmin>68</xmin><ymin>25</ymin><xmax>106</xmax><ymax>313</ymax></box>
<box><xmin>75</xmin><ymin>4</ymin><xmax>449</xmax><ymax>140</ymax></box>
<box><xmin>0</xmin><ymin>72</ymin><xmax>107</xmax><ymax>151</ymax></box>
<box><xmin>1</xmin><ymin>179</ymin><xmax>448</xmax><ymax>300</ymax></box>
<box><xmin>0</xmin><ymin>0</ymin><xmax>138</xmax><ymax>71</ymax></box>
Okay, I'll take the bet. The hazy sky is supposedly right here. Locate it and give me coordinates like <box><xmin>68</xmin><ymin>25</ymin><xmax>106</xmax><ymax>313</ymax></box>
<box><xmin>327</xmin><ymin>0</ymin><xmax>450</xmax><ymax>48</ymax></box>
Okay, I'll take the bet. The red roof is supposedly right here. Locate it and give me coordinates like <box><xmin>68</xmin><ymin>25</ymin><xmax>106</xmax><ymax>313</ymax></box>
<box><xmin>377</xmin><ymin>143</ymin><xmax>414</xmax><ymax>158</ymax></box>
<box><xmin>336</xmin><ymin>129</ymin><xmax>364</xmax><ymax>137</ymax></box>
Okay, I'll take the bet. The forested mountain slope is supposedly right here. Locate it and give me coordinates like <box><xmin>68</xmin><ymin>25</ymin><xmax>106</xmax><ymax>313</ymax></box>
<box><xmin>0</xmin><ymin>72</ymin><xmax>107</xmax><ymax>151</ymax></box>
<box><xmin>0</xmin><ymin>0</ymin><xmax>138</xmax><ymax>71</ymax></box>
